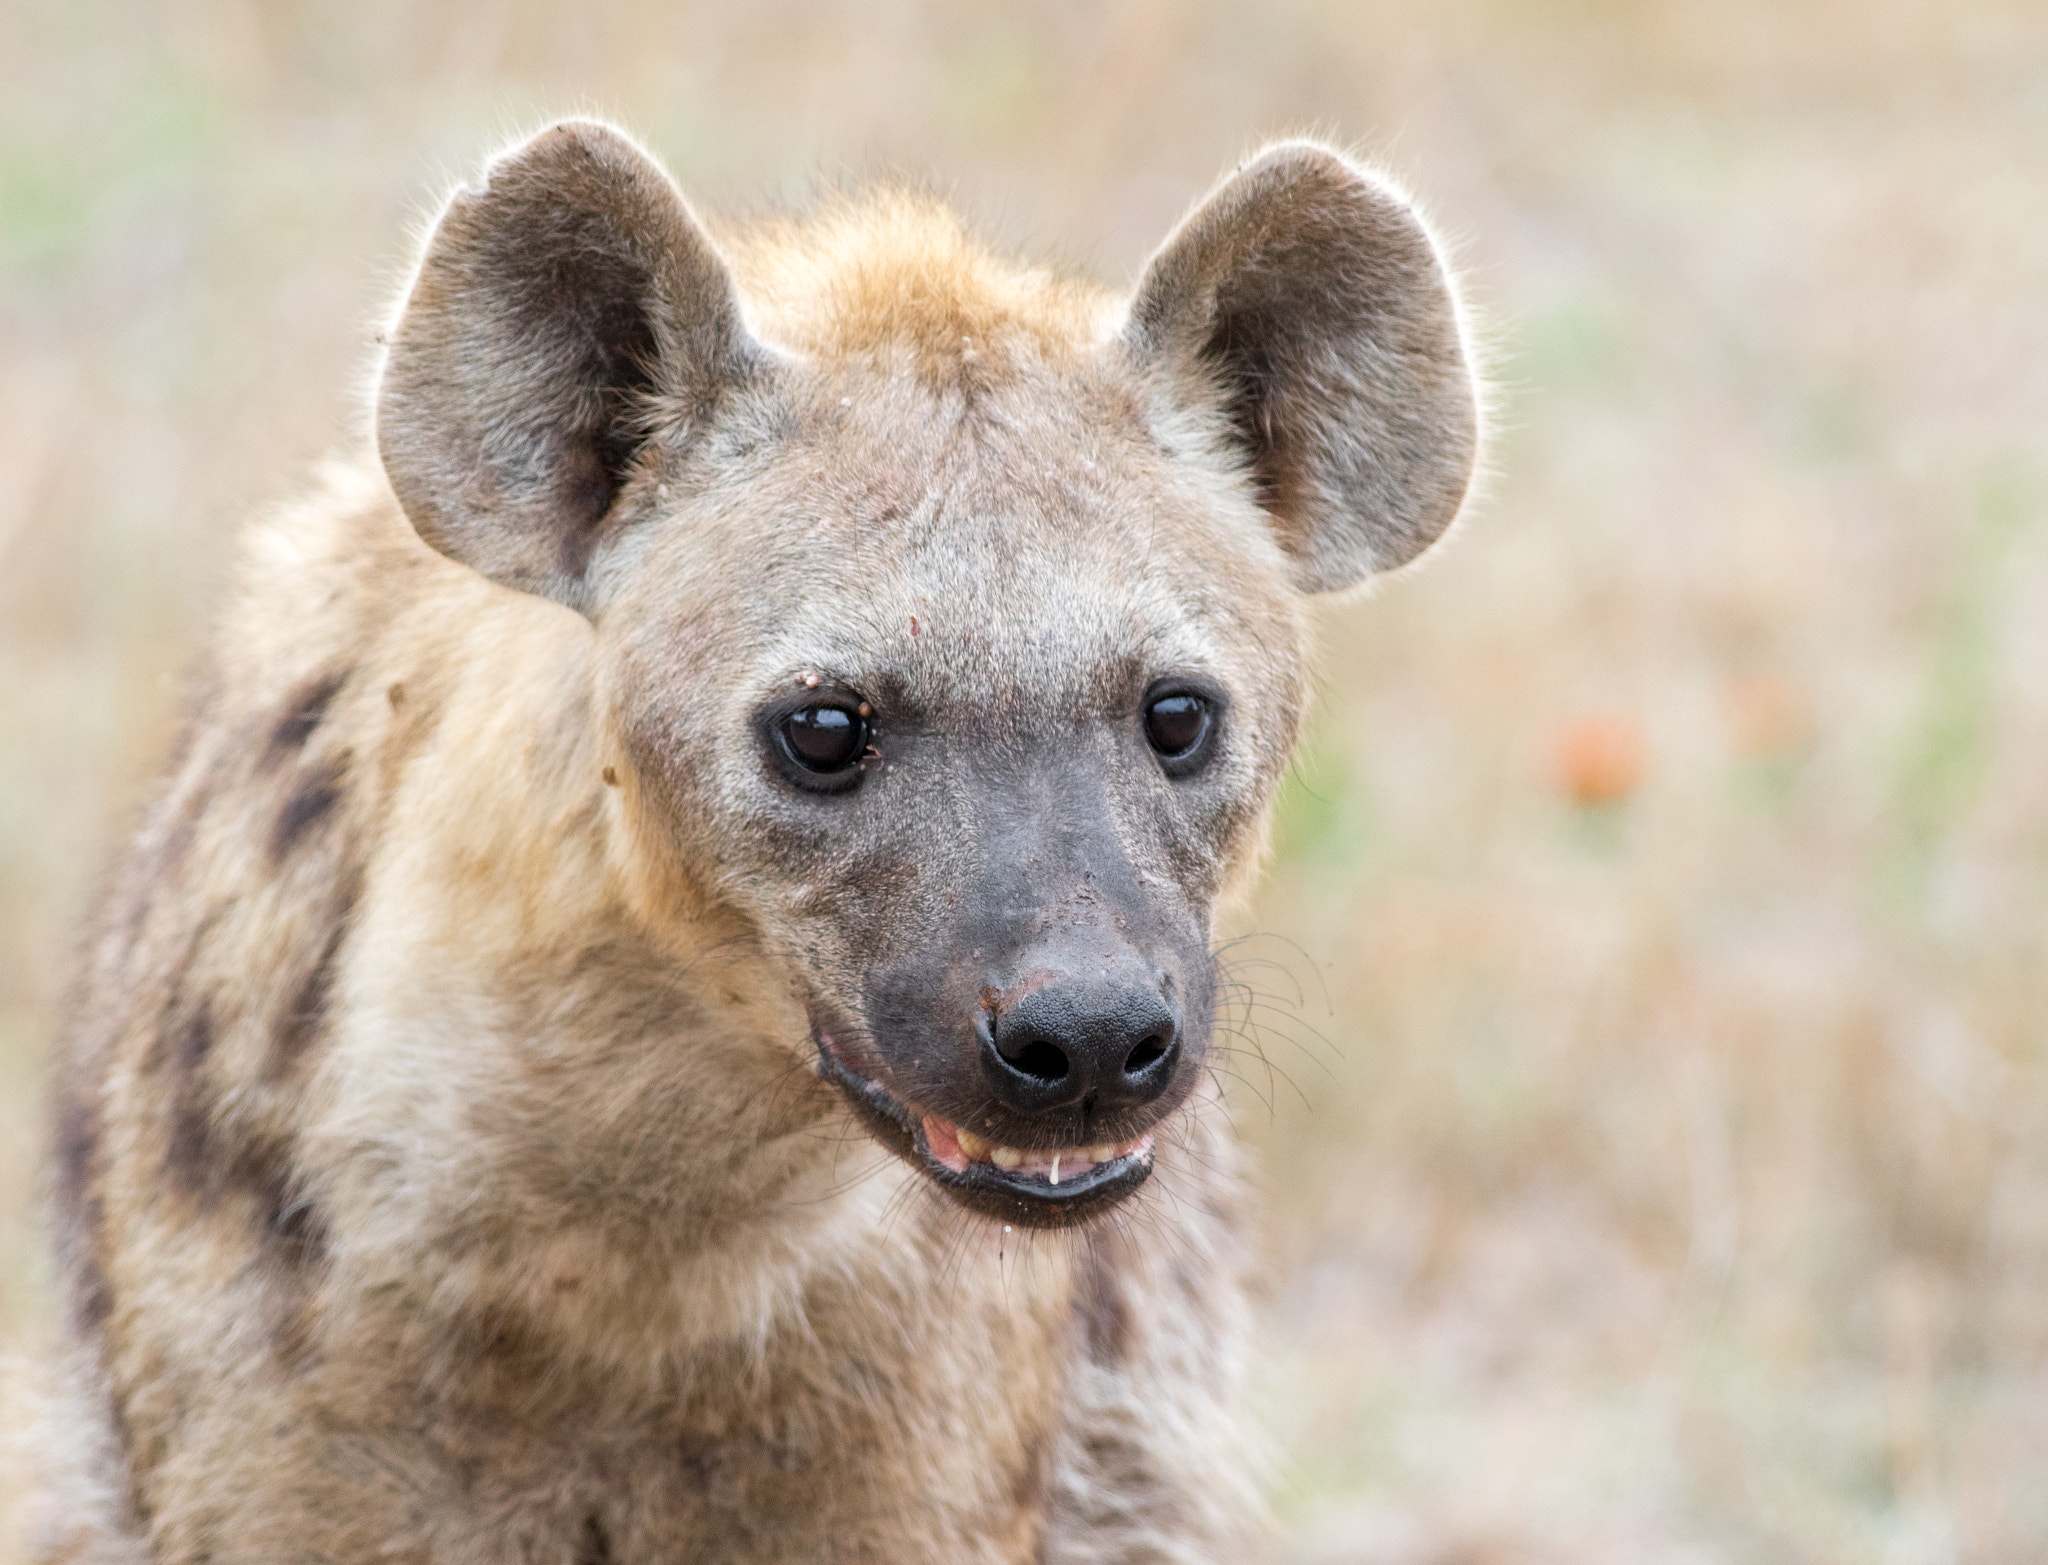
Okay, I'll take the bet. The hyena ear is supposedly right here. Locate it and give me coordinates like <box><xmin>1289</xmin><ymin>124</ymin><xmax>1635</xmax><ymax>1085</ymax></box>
<box><xmin>376</xmin><ymin>120</ymin><xmax>768</xmax><ymax>610</ymax></box>
<box><xmin>1123</xmin><ymin>141</ymin><xmax>1479</xmax><ymax>593</ymax></box>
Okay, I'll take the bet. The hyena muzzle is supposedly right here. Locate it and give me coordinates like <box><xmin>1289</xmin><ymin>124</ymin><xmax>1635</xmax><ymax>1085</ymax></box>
<box><xmin>38</xmin><ymin>122</ymin><xmax>1476</xmax><ymax>1563</ymax></box>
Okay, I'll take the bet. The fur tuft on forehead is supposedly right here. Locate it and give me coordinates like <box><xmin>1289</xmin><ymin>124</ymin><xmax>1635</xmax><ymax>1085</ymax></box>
<box><xmin>719</xmin><ymin>190</ymin><xmax>1114</xmax><ymax>379</ymax></box>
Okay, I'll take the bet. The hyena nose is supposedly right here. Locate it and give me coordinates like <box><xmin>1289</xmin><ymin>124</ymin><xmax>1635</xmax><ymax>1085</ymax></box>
<box><xmin>978</xmin><ymin>982</ymin><xmax>1181</xmax><ymax>1115</ymax></box>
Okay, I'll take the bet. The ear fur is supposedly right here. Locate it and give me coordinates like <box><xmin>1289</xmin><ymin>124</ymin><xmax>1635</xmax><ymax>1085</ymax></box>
<box><xmin>376</xmin><ymin>120</ymin><xmax>767</xmax><ymax>610</ymax></box>
<box><xmin>1124</xmin><ymin>141</ymin><xmax>1479</xmax><ymax>592</ymax></box>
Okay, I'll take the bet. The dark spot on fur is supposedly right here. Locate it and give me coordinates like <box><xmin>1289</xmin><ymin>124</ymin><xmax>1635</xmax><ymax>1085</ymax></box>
<box><xmin>52</xmin><ymin>1083</ymin><xmax>113</xmax><ymax>1335</ymax></box>
<box><xmin>1011</xmin><ymin>1421</ymin><xmax>1053</xmax><ymax>1517</ymax></box>
<box><xmin>54</xmin><ymin>1078</ymin><xmax>98</xmax><ymax>1217</ymax></box>
<box><xmin>265</xmin><ymin>1195</ymin><xmax>330</xmax><ymax>1372</ymax></box>
<box><xmin>1075</xmin><ymin>1243</ymin><xmax>1133</xmax><ymax>1366</ymax></box>
<box><xmin>162</xmin><ymin>999</ymin><xmax>217</xmax><ymax>1181</ymax></box>
<box><xmin>268</xmin><ymin>671</ymin><xmax>350</xmax><ymax>761</ymax></box>
<box><xmin>270</xmin><ymin>752</ymin><xmax>350</xmax><ymax>862</ymax></box>
<box><xmin>137</xmin><ymin>912</ymin><xmax>224</xmax><ymax>1078</ymax></box>
<box><xmin>55</xmin><ymin>1063</ymin><xmax>151</xmax><ymax>1531</ymax></box>
<box><xmin>387</xmin><ymin>681</ymin><xmax>406</xmax><ymax>709</ymax></box>
<box><xmin>575</xmin><ymin>1515</ymin><xmax>613</xmax><ymax>1565</ymax></box>
<box><xmin>267</xmin><ymin>1190</ymin><xmax>329</xmax><ymax>1271</ymax></box>
<box><xmin>176</xmin><ymin>1001</ymin><xmax>214</xmax><ymax>1072</ymax></box>
<box><xmin>160</xmin><ymin>1009</ymin><xmax>327</xmax><ymax>1273</ymax></box>
<box><xmin>65</xmin><ymin>1260</ymin><xmax>114</xmax><ymax>1343</ymax></box>
<box><xmin>268</xmin><ymin>935</ymin><xmax>340</xmax><ymax>1071</ymax></box>
<box><xmin>219</xmin><ymin>1135</ymin><xmax>302</xmax><ymax>1232</ymax></box>
<box><xmin>267</xmin><ymin>870</ymin><xmax>361</xmax><ymax>1076</ymax></box>
<box><xmin>676</xmin><ymin>1437</ymin><xmax>718</xmax><ymax>1491</ymax></box>
<box><xmin>228</xmin><ymin>1131</ymin><xmax>329</xmax><ymax>1277</ymax></box>
<box><xmin>449</xmin><ymin>1301</ymin><xmax>556</xmax><ymax>1394</ymax></box>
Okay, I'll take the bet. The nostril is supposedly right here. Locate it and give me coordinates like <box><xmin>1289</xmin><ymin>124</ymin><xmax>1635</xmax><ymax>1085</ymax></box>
<box><xmin>1007</xmin><ymin>1038</ymin><xmax>1070</xmax><ymax>1084</ymax></box>
<box><xmin>980</xmin><ymin>983</ymin><xmax>1179</xmax><ymax>1112</ymax></box>
<box><xmin>1122</xmin><ymin>1034</ymin><xmax>1169</xmax><ymax>1075</ymax></box>
<box><xmin>978</xmin><ymin>1009</ymin><xmax>1081</xmax><ymax>1109</ymax></box>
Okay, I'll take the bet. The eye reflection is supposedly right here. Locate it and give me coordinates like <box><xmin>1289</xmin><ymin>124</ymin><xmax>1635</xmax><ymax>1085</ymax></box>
<box><xmin>780</xmin><ymin>704</ymin><xmax>868</xmax><ymax>773</ymax></box>
<box><xmin>1143</xmin><ymin>693</ymin><xmax>1211</xmax><ymax>760</ymax></box>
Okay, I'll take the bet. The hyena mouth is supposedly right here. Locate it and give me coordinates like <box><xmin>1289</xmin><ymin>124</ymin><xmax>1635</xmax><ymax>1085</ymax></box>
<box><xmin>921</xmin><ymin>1114</ymin><xmax>1154</xmax><ymax>1185</ymax></box>
<box><xmin>814</xmin><ymin>1029</ymin><xmax>1156</xmax><ymax>1228</ymax></box>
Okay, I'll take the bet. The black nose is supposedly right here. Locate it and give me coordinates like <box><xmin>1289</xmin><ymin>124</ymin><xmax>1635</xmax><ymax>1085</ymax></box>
<box><xmin>978</xmin><ymin>982</ymin><xmax>1180</xmax><ymax>1114</ymax></box>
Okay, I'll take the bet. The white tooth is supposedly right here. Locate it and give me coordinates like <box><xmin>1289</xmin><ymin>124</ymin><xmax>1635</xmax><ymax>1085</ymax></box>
<box><xmin>991</xmin><ymin>1145</ymin><xmax>1023</xmax><ymax>1171</ymax></box>
<box><xmin>1050</xmin><ymin>1155</ymin><xmax>1061</xmax><ymax>1186</ymax></box>
<box><xmin>957</xmin><ymin>1128</ymin><xmax>988</xmax><ymax>1159</ymax></box>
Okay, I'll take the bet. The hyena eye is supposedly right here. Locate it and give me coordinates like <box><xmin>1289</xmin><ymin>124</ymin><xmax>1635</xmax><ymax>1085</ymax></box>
<box><xmin>779</xmin><ymin>704</ymin><xmax>869</xmax><ymax>777</ymax></box>
<box><xmin>1143</xmin><ymin>690</ymin><xmax>1216</xmax><ymax>771</ymax></box>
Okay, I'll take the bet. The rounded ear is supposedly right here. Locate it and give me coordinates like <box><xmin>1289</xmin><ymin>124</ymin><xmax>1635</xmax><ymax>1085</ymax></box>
<box><xmin>376</xmin><ymin>120</ymin><xmax>770</xmax><ymax>611</ymax></box>
<box><xmin>1123</xmin><ymin>142</ymin><xmax>1479</xmax><ymax>593</ymax></box>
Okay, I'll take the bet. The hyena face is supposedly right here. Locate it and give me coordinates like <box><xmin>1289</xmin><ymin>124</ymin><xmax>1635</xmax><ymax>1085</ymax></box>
<box><xmin>598</xmin><ymin>388</ymin><xmax>1308</xmax><ymax>1227</ymax></box>
<box><xmin>378</xmin><ymin>124</ymin><xmax>1476</xmax><ymax>1229</ymax></box>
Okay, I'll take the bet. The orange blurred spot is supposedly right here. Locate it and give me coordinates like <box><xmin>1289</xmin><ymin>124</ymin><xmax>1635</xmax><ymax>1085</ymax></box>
<box><xmin>1556</xmin><ymin>714</ymin><xmax>1645</xmax><ymax>806</ymax></box>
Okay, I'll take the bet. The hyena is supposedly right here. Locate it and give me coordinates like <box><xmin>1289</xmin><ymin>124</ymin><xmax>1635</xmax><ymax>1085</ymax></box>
<box><xmin>37</xmin><ymin>122</ymin><xmax>1476</xmax><ymax>1563</ymax></box>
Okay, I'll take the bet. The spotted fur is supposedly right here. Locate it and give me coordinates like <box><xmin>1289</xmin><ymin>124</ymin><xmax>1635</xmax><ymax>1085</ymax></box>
<box><xmin>35</xmin><ymin>121</ymin><xmax>1477</xmax><ymax>1563</ymax></box>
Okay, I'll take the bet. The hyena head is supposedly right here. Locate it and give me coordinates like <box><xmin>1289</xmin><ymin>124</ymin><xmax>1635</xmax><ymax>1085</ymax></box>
<box><xmin>376</xmin><ymin>122</ymin><xmax>1476</xmax><ymax>1230</ymax></box>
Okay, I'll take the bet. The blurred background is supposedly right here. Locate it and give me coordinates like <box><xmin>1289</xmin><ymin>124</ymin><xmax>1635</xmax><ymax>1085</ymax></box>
<box><xmin>2</xmin><ymin>1</ymin><xmax>2045</xmax><ymax>1560</ymax></box>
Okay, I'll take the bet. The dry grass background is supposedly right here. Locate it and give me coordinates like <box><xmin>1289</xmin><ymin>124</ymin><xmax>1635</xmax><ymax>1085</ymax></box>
<box><xmin>3</xmin><ymin>1</ymin><xmax>2045</xmax><ymax>1560</ymax></box>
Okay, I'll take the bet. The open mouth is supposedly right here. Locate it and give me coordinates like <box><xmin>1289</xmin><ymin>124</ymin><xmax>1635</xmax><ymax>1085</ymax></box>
<box><xmin>815</xmin><ymin>1030</ymin><xmax>1157</xmax><ymax>1227</ymax></box>
<box><xmin>921</xmin><ymin>1114</ymin><xmax>1153</xmax><ymax>1183</ymax></box>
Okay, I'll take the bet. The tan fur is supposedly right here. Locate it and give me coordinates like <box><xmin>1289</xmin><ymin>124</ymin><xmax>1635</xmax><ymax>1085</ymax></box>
<box><xmin>38</xmin><ymin>122</ymin><xmax>1476</xmax><ymax>1563</ymax></box>
<box><xmin>723</xmin><ymin>192</ymin><xmax>1113</xmax><ymax>377</ymax></box>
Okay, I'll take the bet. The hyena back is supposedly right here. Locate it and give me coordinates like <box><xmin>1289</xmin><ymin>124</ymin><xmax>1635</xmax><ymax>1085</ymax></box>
<box><xmin>40</xmin><ymin>122</ymin><xmax>1477</xmax><ymax>1564</ymax></box>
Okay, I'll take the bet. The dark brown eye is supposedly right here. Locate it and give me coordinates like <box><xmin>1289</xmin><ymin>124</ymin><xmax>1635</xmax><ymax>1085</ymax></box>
<box><xmin>780</xmin><ymin>705</ymin><xmax>868</xmax><ymax>774</ymax></box>
<box><xmin>1143</xmin><ymin>692</ymin><xmax>1212</xmax><ymax>762</ymax></box>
